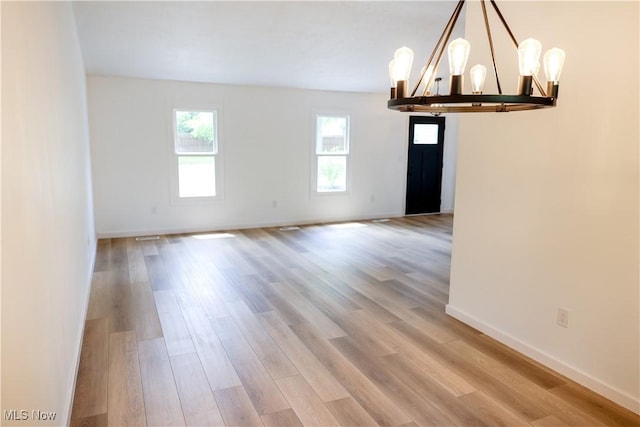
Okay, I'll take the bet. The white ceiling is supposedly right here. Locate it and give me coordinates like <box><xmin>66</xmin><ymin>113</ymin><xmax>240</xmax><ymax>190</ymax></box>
<box><xmin>72</xmin><ymin>1</ymin><xmax>464</xmax><ymax>93</ymax></box>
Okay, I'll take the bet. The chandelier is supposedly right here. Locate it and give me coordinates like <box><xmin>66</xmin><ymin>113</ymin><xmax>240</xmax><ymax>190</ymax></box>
<box><xmin>387</xmin><ymin>0</ymin><xmax>566</xmax><ymax>113</ymax></box>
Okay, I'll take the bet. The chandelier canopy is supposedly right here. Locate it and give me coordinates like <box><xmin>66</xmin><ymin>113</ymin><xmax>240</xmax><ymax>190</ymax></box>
<box><xmin>387</xmin><ymin>0</ymin><xmax>566</xmax><ymax>114</ymax></box>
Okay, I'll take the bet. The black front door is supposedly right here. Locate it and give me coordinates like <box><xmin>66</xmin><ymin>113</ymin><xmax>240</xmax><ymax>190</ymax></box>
<box><xmin>405</xmin><ymin>116</ymin><xmax>445</xmax><ymax>215</ymax></box>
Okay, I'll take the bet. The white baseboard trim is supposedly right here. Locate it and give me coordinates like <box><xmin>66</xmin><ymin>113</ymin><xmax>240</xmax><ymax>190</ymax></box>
<box><xmin>64</xmin><ymin>238</ymin><xmax>98</xmax><ymax>426</ymax></box>
<box><xmin>95</xmin><ymin>212</ymin><xmax>406</xmax><ymax>239</ymax></box>
<box><xmin>445</xmin><ymin>304</ymin><xmax>640</xmax><ymax>415</ymax></box>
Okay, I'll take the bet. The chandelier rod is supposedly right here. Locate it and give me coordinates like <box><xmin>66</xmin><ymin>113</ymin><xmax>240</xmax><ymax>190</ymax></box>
<box><xmin>410</xmin><ymin>0</ymin><xmax>465</xmax><ymax>97</ymax></box>
<box><xmin>489</xmin><ymin>0</ymin><xmax>547</xmax><ymax>96</ymax></box>
<box><xmin>423</xmin><ymin>3</ymin><xmax>465</xmax><ymax>96</ymax></box>
<box><xmin>480</xmin><ymin>0</ymin><xmax>503</xmax><ymax>94</ymax></box>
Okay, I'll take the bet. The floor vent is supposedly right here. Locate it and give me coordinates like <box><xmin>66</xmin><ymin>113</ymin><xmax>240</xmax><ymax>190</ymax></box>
<box><xmin>279</xmin><ymin>226</ymin><xmax>301</xmax><ymax>231</ymax></box>
<box><xmin>372</xmin><ymin>218</ymin><xmax>391</xmax><ymax>223</ymax></box>
<box><xmin>135</xmin><ymin>236</ymin><xmax>160</xmax><ymax>241</ymax></box>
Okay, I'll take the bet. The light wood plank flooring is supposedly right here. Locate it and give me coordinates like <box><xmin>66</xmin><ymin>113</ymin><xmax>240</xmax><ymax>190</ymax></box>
<box><xmin>71</xmin><ymin>215</ymin><xmax>639</xmax><ymax>426</ymax></box>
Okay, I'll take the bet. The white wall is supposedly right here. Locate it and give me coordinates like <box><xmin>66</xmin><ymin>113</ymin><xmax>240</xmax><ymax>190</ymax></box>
<box><xmin>88</xmin><ymin>76</ymin><xmax>458</xmax><ymax>237</ymax></box>
<box><xmin>440</xmin><ymin>114</ymin><xmax>459</xmax><ymax>213</ymax></box>
<box><xmin>448</xmin><ymin>1</ymin><xmax>639</xmax><ymax>412</ymax></box>
<box><xmin>1</xmin><ymin>2</ymin><xmax>96</xmax><ymax>425</ymax></box>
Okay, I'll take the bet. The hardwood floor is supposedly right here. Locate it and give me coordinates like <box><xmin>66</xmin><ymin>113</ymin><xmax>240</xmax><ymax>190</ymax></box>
<box><xmin>71</xmin><ymin>215</ymin><xmax>639</xmax><ymax>427</ymax></box>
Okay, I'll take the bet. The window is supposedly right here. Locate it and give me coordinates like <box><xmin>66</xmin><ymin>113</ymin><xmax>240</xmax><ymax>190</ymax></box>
<box><xmin>173</xmin><ymin>110</ymin><xmax>219</xmax><ymax>199</ymax></box>
<box><xmin>413</xmin><ymin>123</ymin><xmax>439</xmax><ymax>145</ymax></box>
<box><xmin>315</xmin><ymin>114</ymin><xmax>350</xmax><ymax>192</ymax></box>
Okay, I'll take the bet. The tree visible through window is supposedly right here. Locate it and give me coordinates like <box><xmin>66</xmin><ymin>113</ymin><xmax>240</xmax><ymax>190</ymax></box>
<box><xmin>174</xmin><ymin>110</ymin><xmax>217</xmax><ymax>198</ymax></box>
<box><xmin>315</xmin><ymin>115</ymin><xmax>349</xmax><ymax>192</ymax></box>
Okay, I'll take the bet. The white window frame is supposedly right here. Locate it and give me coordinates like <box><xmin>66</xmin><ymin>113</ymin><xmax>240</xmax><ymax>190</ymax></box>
<box><xmin>170</xmin><ymin>107</ymin><xmax>224</xmax><ymax>205</ymax></box>
<box><xmin>312</xmin><ymin>112</ymin><xmax>351</xmax><ymax>195</ymax></box>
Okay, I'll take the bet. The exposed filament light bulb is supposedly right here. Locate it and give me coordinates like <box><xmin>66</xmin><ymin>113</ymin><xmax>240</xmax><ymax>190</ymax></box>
<box><xmin>543</xmin><ymin>48</ymin><xmax>566</xmax><ymax>83</ymax></box>
<box><xmin>420</xmin><ymin>65</ymin><xmax>435</xmax><ymax>95</ymax></box>
<box><xmin>448</xmin><ymin>38</ymin><xmax>471</xmax><ymax>75</ymax></box>
<box><xmin>388</xmin><ymin>59</ymin><xmax>398</xmax><ymax>99</ymax></box>
<box><xmin>518</xmin><ymin>38</ymin><xmax>542</xmax><ymax>76</ymax></box>
<box><xmin>389</xmin><ymin>60</ymin><xmax>397</xmax><ymax>86</ymax></box>
<box><xmin>544</xmin><ymin>47</ymin><xmax>565</xmax><ymax>98</ymax></box>
<box><xmin>469</xmin><ymin>64</ymin><xmax>487</xmax><ymax>93</ymax></box>
<box><xmin>447</xmin><ymin>38</ymin><xmax>470</xmax><ymax>95</ymax></box>
<box><xmin>517</xmin><ymin>38</ymin><xmax>541</xmax><ymax>95</ymax></box>
<box><xmin>392</xmin><ymin>46</ymin><xmax>414</xmax><ymax>98</ymax></box>
<box><xmin>393</xmin><ymin>46</ymin><xmax>414</xmax><ymax>81</ymax></box>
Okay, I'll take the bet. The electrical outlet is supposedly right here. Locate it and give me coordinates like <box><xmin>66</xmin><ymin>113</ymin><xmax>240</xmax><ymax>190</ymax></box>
<box><xmin>557</xmin><ymin>307</ymin><xmax>569</xmax><ymax>328</ymax></box>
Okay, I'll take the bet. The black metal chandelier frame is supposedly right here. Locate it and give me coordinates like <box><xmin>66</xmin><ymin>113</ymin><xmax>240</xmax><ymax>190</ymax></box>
<box><xmin>387</xmin><ymin>0</ymin><xmax>559</xmax><ymax>113</ymax></box>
